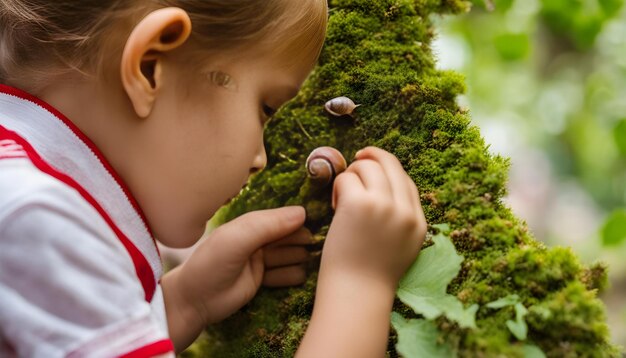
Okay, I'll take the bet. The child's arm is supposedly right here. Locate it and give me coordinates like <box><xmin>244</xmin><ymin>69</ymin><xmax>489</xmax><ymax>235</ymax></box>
<box><xmin>297</xmin><ymin>147</ymin><xmax>427</xmax><ymax>357</ymax></box>
<box><xmin>161</xmin><ymin>206</ymin><xmax>310</xmax><ymax>352</ymax></box>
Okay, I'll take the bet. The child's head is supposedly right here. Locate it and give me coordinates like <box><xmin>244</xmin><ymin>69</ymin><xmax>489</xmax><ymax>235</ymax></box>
<box><xmin>0</xmin><ymin>1</ymin><xmax>328</xmax><ymax>246</ymax></box>
<box><xmin>0</xmin><ymin>0</ymin><xmax>327</xmax><ymax>88</ymax></box>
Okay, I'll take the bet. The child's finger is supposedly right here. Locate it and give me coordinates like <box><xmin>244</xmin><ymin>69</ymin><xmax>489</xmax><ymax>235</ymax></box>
<box><xmin>405</xmin><ymin>175</ymin><xmax>420</xmax><ymax>211</ymax></box>
<box><xmin>332</xmin><ymin>171</ymin><xmax>364</xmax><ymax>210</ymax></box>
<box><xmin>355</xmin><ymin>147</ymin><xmax>413</xmax><ymax>208</ymax></box>
<box><xmin>262</xmin><ymin>265</ymin><xmax>306</xmax><ymax>287</ymax></box>
<box><xmin>403</xmin><ymin>175</ymin><xmax>428</xmax><ymax>243</ymax></box>
<box><xmin>345</xmin><ymin>159</ymin><xmax>392</xmax><ymax>196</ymax></box>
<box><xmin>264</xmin><ymin>246</ymin><xmax>311</xmax><ymax>268</ymax></box>
<box><xmin>266</xmin><ymin>227</ymin><xmax>314</xmax><ymax>247</ymax></box>
<box><xmin>217</xmin><ymin>206</ymin><xmax>305</xmax><ymax>259</ymax></box>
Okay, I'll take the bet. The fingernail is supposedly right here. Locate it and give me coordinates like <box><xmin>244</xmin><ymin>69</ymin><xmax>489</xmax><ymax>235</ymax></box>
<box><xmin>354</xmin><ymin>150</ymin><xmax>363</xmax><ymax>159</ymax></box>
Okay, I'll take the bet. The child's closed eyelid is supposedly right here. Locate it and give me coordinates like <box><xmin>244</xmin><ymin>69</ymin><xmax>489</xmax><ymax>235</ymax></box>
<box><xmin>208</xmin><ymin>71</ymin><xmax>239</xmax><ymax>91</ymax></box>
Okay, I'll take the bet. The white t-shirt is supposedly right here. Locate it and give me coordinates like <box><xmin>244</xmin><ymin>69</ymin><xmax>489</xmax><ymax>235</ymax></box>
<box><xmin>0</xmin><ymin>85</ymin><xmax>174</xmax><ymax>357</ymax></box>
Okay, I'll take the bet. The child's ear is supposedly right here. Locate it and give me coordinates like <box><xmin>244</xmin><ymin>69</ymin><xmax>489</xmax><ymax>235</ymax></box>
<box><xmin>121</xmin><ymin>7</ymin><xmax>192</xmax><ymax>118</ymax></box>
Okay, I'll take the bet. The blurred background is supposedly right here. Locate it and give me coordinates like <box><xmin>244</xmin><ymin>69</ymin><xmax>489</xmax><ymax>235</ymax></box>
<box><xmin>431</xmin><ymin>0</ymin><xmax>626</xmax><ymax>346</ymax></box>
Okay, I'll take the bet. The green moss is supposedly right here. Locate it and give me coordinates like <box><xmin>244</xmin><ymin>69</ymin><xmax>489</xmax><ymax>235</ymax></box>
<box><xmin>527</xmin><ymin>282</ymin><xmax>619</xmax><ymax>357</ymax></box>
<box><xmin>188</xmin><ymin>0</ymin><xmax>618</xmax><ymax>356</ymax></box>
<box><xmin>580</xmin><ymin>261</ymin><xmax>609</xmax><ymax>293</ymax></box>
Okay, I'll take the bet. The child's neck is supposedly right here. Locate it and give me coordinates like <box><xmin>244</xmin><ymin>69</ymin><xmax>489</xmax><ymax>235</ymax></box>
<box><xmin>35</xmin><ymin>74</ymin><xmax>143</xmax><ymax>200</ymax></box>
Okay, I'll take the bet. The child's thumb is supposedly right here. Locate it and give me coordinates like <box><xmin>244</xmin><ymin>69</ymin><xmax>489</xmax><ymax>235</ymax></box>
<box><xmin>222</xmin><ymin>206</ymin><xmax>306</xmax><ymax>257</ymax></box>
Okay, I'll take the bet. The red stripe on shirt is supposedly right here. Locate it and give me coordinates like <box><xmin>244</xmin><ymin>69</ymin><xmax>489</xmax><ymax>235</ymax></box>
<box><xmin>118</xmin><ymin>339</ymin><xmax>175</xmax><ymax>358</ymax></box>
<box><xmin>0</xmin><ymin>125</ymin><xmax>156</xmax><ymax>302</ymax></box>
<box><xmin>0</xmin><ymin>84</ymin><xmax>155</xmax><ymax>243</ymax></box>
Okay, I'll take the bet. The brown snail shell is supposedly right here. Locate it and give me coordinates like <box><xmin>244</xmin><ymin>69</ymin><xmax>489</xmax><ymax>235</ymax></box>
<box><xmin>324</xmin><ymin>96</ymin><xmax>360</xmax><ymax>117</ymax></box>
<box><xmin>306</xmin><ymin>146</ymin><xmax>347</xmax><ymax>186</ymax></box>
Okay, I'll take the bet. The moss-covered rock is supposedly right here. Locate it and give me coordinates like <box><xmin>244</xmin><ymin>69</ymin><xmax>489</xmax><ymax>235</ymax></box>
<box><xmin>182</xmin><ymin>0</ymin><xmax>619</xmax><ymax>356</ymax></box>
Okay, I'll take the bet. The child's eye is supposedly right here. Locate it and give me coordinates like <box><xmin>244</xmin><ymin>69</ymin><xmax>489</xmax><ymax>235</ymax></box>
<box><xmin>208</xmin><ymin>71</ymin><xmax>237</xmax><ymax>91</ymax></box>
<box><xmin>262</xmin><ymin>104</ymin><xmax>277</xmax><ymax>118</ymax></box>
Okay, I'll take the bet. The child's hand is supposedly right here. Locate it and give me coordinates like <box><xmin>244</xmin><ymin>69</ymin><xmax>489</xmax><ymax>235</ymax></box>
<box><xmin>163</xmin><ymin>206</ymin><xmax>309</xmax><ymax>349</ymax></box>
<box><xmin>262</xmin><ymin>226</ymin><xmax>313</xmax><ymax>287</ymax></box>
<box><xmin>297</xmin><ymin>147</ymin><xmax>427</xmax><ymax>357</ymax></box>
<box><xmin>325</xmin><ymin>146</ymin><xmax>427</xmax><ymax>290</ymax></box>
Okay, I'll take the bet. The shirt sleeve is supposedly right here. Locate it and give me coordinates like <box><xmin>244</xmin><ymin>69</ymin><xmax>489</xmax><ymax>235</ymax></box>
<box><xmin>0</xmin><ymin>170</ymin><xmax>174</xmax><ymax>358</ymax></box>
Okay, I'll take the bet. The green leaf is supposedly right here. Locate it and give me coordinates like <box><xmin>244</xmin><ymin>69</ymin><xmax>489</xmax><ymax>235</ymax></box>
<box><xmin>505</xmin><ymin>303</ymin><xmax>529</xmax><ymax>340</ymax></box>
<box><xmin>488</xmin><ymin>296</ymin><xmax>529</xmax><ymax>340</ymax></box>
<box><xmin>522</xmin><ymin>344</ymin><xmax>547</xmax><ymax>358</ymax></box>
<box><xmin>431</xmin><ymin>223</ymin><xmax>451</xmax><ymax>234</ymax></box>
<box><xmin>397</xmin><ymin>233</ymin><xmax>478</xmax><ymax>328</ymax></box>
<box><xmin>612</xmin><ymin>119</ymin><xmax>626</xmax><ymax>156</ymax></box>
<box><xmin>599</xmin><ymin>0</ymin><xmax>624</xmax><ymax>16</ymax></box>
<box><xmin>529</xmin><ymin>305</ymin><xmax>551</xmax><ymax>320</ymax></box>
<box><xmin>601</xmin><ymin>209</ymin><xmax>626</xmax><ymax>246</ymax></box>
<box><xmin>391</xmin><ymin>312</ymin><xmax>454</xmax><ymax>358</ymax></box>
<box><xmin>494</xmin><ymin>33</ymin><xmax>530</xmax><ymax>61</ymax></box>
<box><xmin>486</xmin><ymin>294</ymin><xmax>519</xmax><ymax>309</ymax></box>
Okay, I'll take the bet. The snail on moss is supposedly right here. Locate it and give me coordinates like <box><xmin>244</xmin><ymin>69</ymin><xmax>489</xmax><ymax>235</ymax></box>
<box><xmin>306</xmin><ymin>146</ymin><xmax>347</xmax><ymax>186</ymax></box>
<box><xmin>324</xmin><ymin>96</ymin><xmax>360</xmax><ymax>117</ymax></box>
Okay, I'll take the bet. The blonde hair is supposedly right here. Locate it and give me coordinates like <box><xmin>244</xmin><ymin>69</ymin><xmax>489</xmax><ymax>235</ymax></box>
<box><xmin>0</xmin><ymin>0</ymin><xmax>328</xmax><ymax>89</ymax></box>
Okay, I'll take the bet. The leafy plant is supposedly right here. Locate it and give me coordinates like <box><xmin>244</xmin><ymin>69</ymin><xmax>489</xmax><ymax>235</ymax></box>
<box><xmin>396</xmin><ymin>225</ymin><xmax>478</xmax><ymax>329</ymax></box>
<box><xmin>391</xmin><ymin>313</ymin><xmax>453</xmax><ymax>357</ymax></box>
<box><xmin>392</xmin><ymin>225</ymin><xmax>478</xmax><ymax>355</ymax></box>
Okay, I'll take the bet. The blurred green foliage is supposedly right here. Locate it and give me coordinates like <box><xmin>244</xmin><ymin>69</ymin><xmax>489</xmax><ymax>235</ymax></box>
<box><xmin>601</xmin><ymin>209</ymin><xmax>626</xmax><ymax>245</ymax></box>
<box><xmin>439</xmin><ymin>0</ymin><xmax>626</xmax><ymax>246</ymax></box>
<box><xmin>541</xmin><ymin>0</ymin><xmax>622</xmax><ymax>49</ymax></box>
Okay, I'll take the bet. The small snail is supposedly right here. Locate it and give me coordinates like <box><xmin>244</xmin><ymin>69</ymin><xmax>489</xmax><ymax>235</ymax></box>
<box><xmin>324</xmin><ymin>96</ymin><xmax>360</xmax><ymax>117</ymax></box>
<box><xmin>306</xmin><ymin>146</ymin><xmax>347</xmax><ymax>186</ymax></box>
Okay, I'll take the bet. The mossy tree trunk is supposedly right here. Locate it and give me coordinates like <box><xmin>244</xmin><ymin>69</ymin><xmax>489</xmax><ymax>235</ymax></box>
<box><xmin>182</xmin><ymin>0</ymin><xmax>618</xmax><ymax>356</ymax></box>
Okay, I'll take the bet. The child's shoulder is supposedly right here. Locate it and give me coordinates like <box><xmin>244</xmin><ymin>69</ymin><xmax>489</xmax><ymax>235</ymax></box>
<box><xmin>0</xmin><ymin>157</ymin><xmax>170</xmax><ymax>357</ymax></box>
<box><xmin>0</xmin><ymin>157</ymin><xmax>67</xmax><ymax>206</ymax></box>
<box><xmin>0</xmin><ymin>157</ymin><xmax>79</xmax><ymax>211</ymax></box>
<box><xmin>0</xmin><ymin>157</ymin><xmax>112</xmax><ymax>240</ymax></box>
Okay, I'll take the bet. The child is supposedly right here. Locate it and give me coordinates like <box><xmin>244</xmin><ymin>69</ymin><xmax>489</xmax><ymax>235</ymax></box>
<box><xmin>0</xmin><ymin>0</ymin><xmax>427</xmax><ymax>356</ymax></box>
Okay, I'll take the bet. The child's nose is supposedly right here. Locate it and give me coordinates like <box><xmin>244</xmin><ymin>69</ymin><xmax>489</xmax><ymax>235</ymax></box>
<box><xmin>250</xmin><ymin>145</ymin><xmax>267</xmax><ymax>174</ymax></box>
